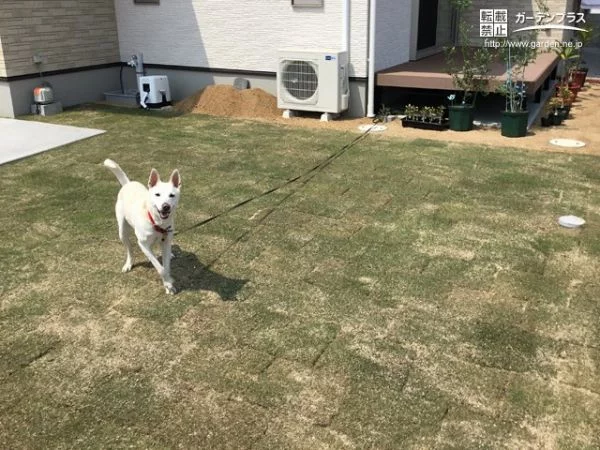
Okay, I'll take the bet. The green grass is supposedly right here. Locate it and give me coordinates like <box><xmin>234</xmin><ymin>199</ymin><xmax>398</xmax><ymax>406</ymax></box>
<box><xmin>2</xmin><ymin>104</ymin><xmax>600</xmax><ymax>448</ymax></box>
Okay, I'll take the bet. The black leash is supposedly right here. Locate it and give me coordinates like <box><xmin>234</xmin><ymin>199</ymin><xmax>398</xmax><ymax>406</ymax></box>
<box><xmin>176</xmin><ymin>125</ymin><xmax>375</xmax><ymax>238</ymax></box>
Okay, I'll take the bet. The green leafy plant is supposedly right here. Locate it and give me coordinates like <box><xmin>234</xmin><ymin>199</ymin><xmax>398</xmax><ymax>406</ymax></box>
<box><xmin>556</xmin><ymin>84</ymin><xmax>574</xmax><ymax>108</ymax></box>
<box><xmin>444</xmin><ymin>0</ymin><xmax>493</xmax><ymax>106</ymax></box>
<box><xmin>433</xmin><ymin>106</ymin><xmax>446</xmax><ymax>124</ymax></box>
<box><xmin>497</xmin><ymin>32</ymin><xmax>539</xmax><ymax>112</ymax></box>
<box><xmin>543</xmin><ymin>97</ymin><xmax>561</xmax><ymax>116</ymax></box>
<box><xmin>404</xmin><ymin>104</ymin><xmax>420</xmax><ymax>121</ymax></box>
<box><xmin>552</xmin><ymin>42</ymin><xmax>580</xmax><ymax>85</ymax></box>
<box><xmin>421</xmin><ymin>106</ymin><xmax>435</xmax><ymax>122</ymax></box>
<box><xmin>376</xmin><ymin>104</ymin><xmax>393</xmax><ymax>122</ymax></box>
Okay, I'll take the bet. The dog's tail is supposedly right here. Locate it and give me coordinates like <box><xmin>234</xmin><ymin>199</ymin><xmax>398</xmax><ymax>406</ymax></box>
<box><xmin>103</xmin><ymin>159</ymin><xmax>130</xmax><ymax>186</ymax></box>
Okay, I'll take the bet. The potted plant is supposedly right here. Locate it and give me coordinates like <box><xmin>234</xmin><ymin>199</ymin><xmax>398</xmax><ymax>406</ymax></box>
<box><xmin>377</xmin><ymin>104</ymin><xmax>395</xmax><ymax>123</ymax></box>
<box><xmin>432</xmin><ymin>106</ymin><xmax>446</xmax><ymax>125</ymax></box>
<box><xmin>444</xmin><ymin>0</ymin><xmax>492</xmax><ymax>132</ymax></box>
<box><xmin>541</xmin><ymin>97</ymin><xmax>562</xmax><ymax>127</ymax></box>
<box><xmin>497</xmin><ymin>34</ymin><xmax>538</xmax><ymax>138</ymax></box>
<box><xmin>401</xmin><ymin>104</ymin><xmax>449</xmax><ymax>130</ymax></box>
<box><xmin>421</xmin><ymin>106</ymin><xmax>435</xmax><ymax>123</ymax></box>
<box><xmin>556</xmin><ymin>85</ymin><xmax>574</xmax><ymax>120</ymax></box>
<box><xmin>403</xmin><ymin>104</ymin><xmax>420</xmax><ymax>121</ymax></box>
<box><xmin>553</xmin><ymin>42</ymin><xmax>582</xmax><ymax>98</ymax></box>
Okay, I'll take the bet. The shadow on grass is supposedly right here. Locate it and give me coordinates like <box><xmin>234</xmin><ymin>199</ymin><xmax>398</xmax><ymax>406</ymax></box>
<box><xmin>131</xmin><ymin>245</ymin><xmax>248</xmax><ymax>300</ymax></box>
<box><xmin>171</xmin><ymin>245</ymin><xmax>248</xmax><ymax>300</ymax></box>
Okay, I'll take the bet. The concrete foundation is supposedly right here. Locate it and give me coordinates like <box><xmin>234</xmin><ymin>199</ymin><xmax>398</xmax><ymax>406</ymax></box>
<box><xmin>0</xmin><ymin>66</ymin><xmax>121</xmax><ymax>118</ymax></box>
<box><xmin>2</xmin><ymin>64</ymin><xmax>368</xmax><ymax>118</ymax></box>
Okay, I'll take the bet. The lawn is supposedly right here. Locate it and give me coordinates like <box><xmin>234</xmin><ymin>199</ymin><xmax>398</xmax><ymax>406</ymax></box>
<box><xmin>2</xmin><ymin>105</ymin><xmax>600</xmax><ymax>448</ymax></box>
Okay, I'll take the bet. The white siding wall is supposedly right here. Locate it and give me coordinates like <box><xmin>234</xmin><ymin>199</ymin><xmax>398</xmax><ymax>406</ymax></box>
<box><xmin>114</xmin><ymin>0</ymin><xmax>370</xmax><ymax>77</ymax></box>
<box><xmin>374</xmin><ymin>0</ymin><xmax>413</xmax><ymax>71</ymax></box>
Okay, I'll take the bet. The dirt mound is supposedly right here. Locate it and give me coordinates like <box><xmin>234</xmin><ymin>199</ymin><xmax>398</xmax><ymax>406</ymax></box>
<box><xmin>175</xmin><ymin>85</ymin><xmax>280</xmax><ymax>118</ymax></box>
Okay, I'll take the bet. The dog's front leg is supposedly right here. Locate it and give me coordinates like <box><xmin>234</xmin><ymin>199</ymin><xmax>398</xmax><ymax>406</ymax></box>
<box><xmin>160</xmin><ymin>236</ymin><xmax>176</xmax><ymax>295</ymax></box>
<box><xmin>137</xmin><ymin>239</ymin><xmax>175</xmax><ymax>295</ymax></box>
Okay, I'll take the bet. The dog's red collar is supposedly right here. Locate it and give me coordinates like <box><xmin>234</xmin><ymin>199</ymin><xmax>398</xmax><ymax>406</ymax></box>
<box><xmin>147</xmin><ymin>210</ymin><xmax>172</xmax><ymax>239</ymax></box>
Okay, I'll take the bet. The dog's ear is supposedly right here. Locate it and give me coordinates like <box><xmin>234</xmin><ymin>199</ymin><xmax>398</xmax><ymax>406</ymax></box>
<box><xmin>148</xmin><ymin>169</ymin><xmax>160</xmax><ymax>188</ymax></box>
<box><xmin>170</xmin><ymin>169</ymin><xmax>181</xmax><ymax>188</ymax></box>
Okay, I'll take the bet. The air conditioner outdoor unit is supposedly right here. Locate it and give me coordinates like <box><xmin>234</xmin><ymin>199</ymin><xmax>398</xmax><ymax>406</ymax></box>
<box><xmin>277</xmin><ymin>49</ymin><xmax>349</xmax><ymax>117</ymax></box>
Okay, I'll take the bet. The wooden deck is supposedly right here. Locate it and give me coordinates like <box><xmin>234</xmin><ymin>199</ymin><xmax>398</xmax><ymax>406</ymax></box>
<box><xmin>377</xmin><ymin>49</ymin><xmax>559</xmax><ymax>96</ymax></box>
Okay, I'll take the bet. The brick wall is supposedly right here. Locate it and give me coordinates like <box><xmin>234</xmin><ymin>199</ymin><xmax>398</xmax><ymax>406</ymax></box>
<box><xmin>0</xmin><ymin>0</ymin><xmax>120</xmax><ymax>78</ymax></box>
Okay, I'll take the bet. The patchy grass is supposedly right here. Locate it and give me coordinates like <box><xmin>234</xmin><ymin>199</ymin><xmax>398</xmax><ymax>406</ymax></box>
<box><xmin>1</xmin><ymin>105</ymin><xmax>600</xmax><ymax>448</ymax></box>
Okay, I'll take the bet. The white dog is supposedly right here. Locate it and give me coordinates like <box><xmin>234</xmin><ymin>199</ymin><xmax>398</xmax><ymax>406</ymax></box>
<box><xmin>104</xmin><ymin>159</ymin><xmax>182</xmax><ymax>294</ymax></box>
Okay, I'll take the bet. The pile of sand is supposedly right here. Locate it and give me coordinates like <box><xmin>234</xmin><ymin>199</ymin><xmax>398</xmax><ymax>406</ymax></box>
<box><xmin>175</xmin><ymin>85</ymin><xmax>280</xmax><ymax>118</ymax></box>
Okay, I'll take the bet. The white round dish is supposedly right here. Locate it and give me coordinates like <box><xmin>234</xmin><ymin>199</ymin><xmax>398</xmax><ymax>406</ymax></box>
<box><xmin>558</xmin><ymin>215</ymin><xmax>586</xmax><ymax>228</ymax></box>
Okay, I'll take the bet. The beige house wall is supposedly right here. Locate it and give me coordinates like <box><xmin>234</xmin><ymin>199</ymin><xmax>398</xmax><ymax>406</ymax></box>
<box><xmin>0</xmin><ymin>0</ymin><xmax>119</xmax><ymax>78</ymax></box>
<box><xmin>0</xmin><ymin>35</ymin><xmax>7</xmax><ymax>77</ymax></box>
<box><xmin>115</xmin><ymin>0</ymin><xmax>370</xmax><ymax>78</ymax></box>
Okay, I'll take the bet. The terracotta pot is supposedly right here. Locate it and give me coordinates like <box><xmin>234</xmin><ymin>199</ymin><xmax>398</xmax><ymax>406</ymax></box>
<box><xmin>571</xmin><ymin>70</ymin><xmax>586</xmax><ymax>87</ymax></box>
<box><xmin>569</xmin><ymin>82</ymin><xmax>581</xmax><ymax>98</ymax></box>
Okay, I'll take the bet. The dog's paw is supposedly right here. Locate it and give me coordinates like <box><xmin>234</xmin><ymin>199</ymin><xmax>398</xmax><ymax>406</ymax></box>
<box><xmin>122</xmin><ymin>263</ymin><xmax>132</xmax><ymax>273</ymax></box>
<box><xmin>164</xmin><ymin>283</ymin><xmax>177</xmax><ymax>295</ymax></box>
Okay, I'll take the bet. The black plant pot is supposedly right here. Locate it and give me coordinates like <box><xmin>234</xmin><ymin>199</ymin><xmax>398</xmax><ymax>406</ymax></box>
<box><xmin>551</xmin><ymin>113</ymin><xmax>562</xmax><ymax>125</ymax></box>
<box><xmin>557</xmin><ymin>107</ymin><xmax>569</xmax><ymax>121</ymax></box>
<box><xmin>448</xmin><ymin>105</ymin><xmax>474</xmax><ymax>131</ymax></box>
<box><xmin>501</xmin><ymin>110</ymin><xmax>529</xmax><ymax>138</ymax></box>
<box><xmin>401</xmin><ymin>118</ymin><xmax>449</xmax><ymax>131</ymax></box>
<box><xmin>541</xmin><ymin>114</ymin><xmax>562</xmax><ymax>126</ymax></box>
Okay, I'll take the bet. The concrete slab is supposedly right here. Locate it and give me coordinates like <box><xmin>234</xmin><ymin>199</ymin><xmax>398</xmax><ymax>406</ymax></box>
<box><xmin>0</xmin><ymin>118</ymin><xmax>105</xmax><ymax>165</ymax></box>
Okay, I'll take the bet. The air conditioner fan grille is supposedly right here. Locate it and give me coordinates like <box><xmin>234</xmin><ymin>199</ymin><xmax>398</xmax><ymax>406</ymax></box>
<box><xmin>281</xmin><ymin>60</ymin><xmax>318</xmax><ymax>100</ymax></box>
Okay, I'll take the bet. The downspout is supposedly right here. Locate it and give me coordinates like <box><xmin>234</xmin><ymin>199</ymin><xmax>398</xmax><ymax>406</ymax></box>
<box><xmin>366</xmin><ymin>0</ymin><xmax>377</xmax><ymax>117</ymax></box>
<box><xmin>342</xmin><ymin>0</ymin><xmax>350</xmax><ymax>53</ymax></box>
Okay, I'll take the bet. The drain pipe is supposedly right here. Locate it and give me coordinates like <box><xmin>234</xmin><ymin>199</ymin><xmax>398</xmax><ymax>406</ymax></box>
<box><xmin>342</xmin><ymin>0</ymin><xmax>350</xmax><ymax>53</ymax></box>
<box><xmin>366</xmin><ymin>0</ymin><xmax>376</xmax><ymax>117</ymax></box>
